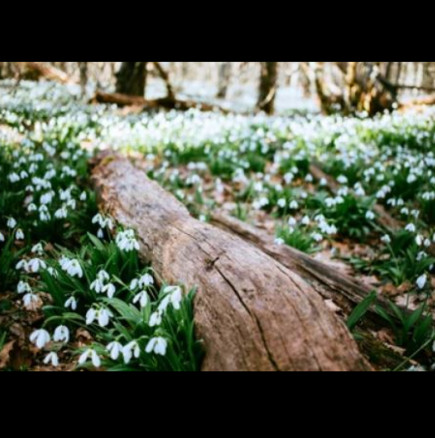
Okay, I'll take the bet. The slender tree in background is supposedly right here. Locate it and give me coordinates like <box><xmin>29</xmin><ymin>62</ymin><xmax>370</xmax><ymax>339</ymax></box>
<box><xmin>79</xmin><ymin>62</ymin><xmax>88</xmax><ymax>96</ymax></box>
<box><xmin>216</xmin><ymin>62</ymin><xmax>231</xmax><ymax>98</ymax></box>
<box><xmin>115</xmin><ymin>62</ymin><xmax>148</xmax><ymax>97</ymax></box>
<box><xmin>256</xmin><ymin>62</ymin><xmax>278</xmax><ymax>114</ymax></box>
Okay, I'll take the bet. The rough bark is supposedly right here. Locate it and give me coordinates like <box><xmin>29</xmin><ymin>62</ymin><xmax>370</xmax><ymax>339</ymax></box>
<box><xmin>91</xmin><ymin>152</ymin><xmax>371</xmax><ymax>371</ymax></box>
<box><xmin>115</xmin><ymin>62</ymin><xmax>147</xmax><ymax>97</ymax></box>
<box><xmin>256</xmin><ymin>62</ymin><xmax>278</xmax><ymax>115</ymax></box>
<box><xmin>216</xmin><ymin>62</ymin><xmax>231</xmax><ymax>99</ymax></box>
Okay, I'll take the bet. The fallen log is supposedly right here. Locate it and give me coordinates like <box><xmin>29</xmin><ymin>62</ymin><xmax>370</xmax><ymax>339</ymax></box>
<box><xmin>92</xmin><ymin>90</ymin><xmax>228</xmax><ymax>114</ymax></box>
<box><xmin>16</xmin><ymin>62</ymin><xmax>72</xmax><ymax>84</ymax></box>
<box><xmin>91</xmin><ymin>152</ymin><xmax>371</xmax><ymax>371</ymax></box>
<box><xmin>210</xmin><ymin>212</ymin><xmax>397</xmax><ymax>322</ymax></box>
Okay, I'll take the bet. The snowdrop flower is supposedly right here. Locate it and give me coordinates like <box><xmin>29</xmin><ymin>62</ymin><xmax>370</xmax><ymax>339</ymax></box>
<box><xmin>301</xmin><ymin>215</ymin><xmax>310</xmax><ymax>225</ymax></box>
<box><xmin>79</xmin><ymin>191</ymin><xmax>87</xmax><ymax>201</ymax></box>
<box><xmin>17</xmin><ymin>281</ymin><xmax>31</xmax><ymax>294</ymax></box>
<box><xmin>163</xmin><ymin>285</ymin><xmax>183</xmax><ymax>310</ymax></box>
<box><xmin>43</xmin><ymin>352</ymin><xmax>59</xmax><ymax>367</ymax></box>
<box><xmin>97</xmin><ymin>308</ymin><xmax>112</xmax><ymax>327</ymax></box>
<box><xmin>145</xmin><ymin>337</ymin><xmax>167</xmax><ymax>356</ymax></box>
<box><xmin>133</xmin><ymin>290</ymin><xmax>149</xmax><ymax>308</ymax></box>
<box><xmin>97</xmin><ymin>228</ymin><xmax>104</xmax><ymax>238</ymax></box>
<box><xmin>311</xmin><ymin>232</ymin><xmax>323</xmax><ymax>242</ymax></box>
<box><xmin>365</xmin><ymin>211</ymin><xmax>375</xmax><ymax>220</ymax></box>
<box><xmin>115</xmin><ymin>229</ymin><xmax>140</xmax><ymax>252</ymax></box>
<box><xmin>86</xmin><ymin>307</ymin><xmax>96</xmax><ymax>325</ymax></box>
<box><xmin>415</xmin><ymin>235</ymin><xmax>423</xmax><ymax>246</ymax></box>
<box><xmin>53</xmin><ymin>325</ymin><xmax>70</xmax><ymax>343</ymax></box>
<box><xmin>0</xmin><ymin>232</ymin><xmax>4</xmax><ymax>242</ymax></box>
<box><xmin>381</xmin><ymin>234</ymin><xmax>391</xmax><ymax>244</ymax></box>
<box><xmin>122</xmin><ymin>341</ymin><xmax>140</xmax><ymax>364</ymax></box>
<box><xmin>405</xmin><ymin>223</ymin><xmax>416</xmax><ymax>233</ymax></box>
<box><xmin>60</xmin><ymin>257</ymin><xmax>83</xmax><ymax>278</ymax></box>
<box><xmin>102</xmin><ymin>283</ymin><xmax>116</xmax><ymax>299</ymax></box>
<box><xmin>416</xmin><ymin>274</ymin><xmax>427</xmax><ymax>290</ymax></box>
<box><xmin>78</xmin><ymin>349</ymin><xmax>101</xmax><ymax>368</ymax></box>
<box><xmin>31</xmin><ymin>242</ymin><xmax>44</xmax><ymax>255</ymax></box>
<box><xmin>288</xmin><ymin>217</ymin><xmax>297</xmax><ymax>227</ymax></box>
<box><xmin>277</xmin><ymin>198</ymin><xmax>286</xmax><ymax>208</ymax></box>
<box><xmin>54</xmin><ymin>206</ymin><xmax>68</xmax><ymax>219</ymax></box>
<box><xmin>7</xmin><ymin>217</ymin><xmax>17</xmax><ymax>228</ymax></box>
<box><xmin>149</xmin><ymin>310</ymin><xmax>163</xmax><ymax>327</ymax></box>
<box><xmin>30</xmin><ymin>329</ymin><xmax>51</xmax><ymax>349</ymax></box>
<box><xmin>337</xmin><ymin>175</ymin><xmax>348</xmax><ymax>184</ymax></box>
<box><xmin>274</xmin><ymin>237</ymin><xmax>284</xmax><ymax>245</ymax></box>
<box><xmin>15</xmin><ymin>228</ymin><xmax>24</xmax><ymax>240</ymax></box>
<box><xmin>319</xmin><ymin>177</ymin><xmax>327</xmax><ymax>186</ymax></box>
<box><xmin>64</xmin><ymin>296</ymin><xmax>77</xmax><ymax>310</ymax></box>
<box><xmin>28</xmin><ymin>258</ymin><xmax>47</xmax><ymax>273</ymax></box>
<box><xmin>107</xmin><ymin>341</ymin><xmax>123</xmax><ymax>360</ymax></box>
<box><xmin>23</xmin><ymin>292</ymin><xmax>41</xmax><ymax>311</ymax></box>
<box><xmin>289</xmin><ymin>200</ymin><xmax>299</xmax><ymax>209</ymax></box>
<box><xmin>16</xmin><ymin>259</ymin><xmax>28</xmax><ymax>271</ymax></box>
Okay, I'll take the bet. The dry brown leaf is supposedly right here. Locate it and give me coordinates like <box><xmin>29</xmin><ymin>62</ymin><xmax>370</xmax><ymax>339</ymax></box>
<box><xmin>0</xmin><ymin>340</ymin><xmax>15</xmax><ymax>369</ymax></box>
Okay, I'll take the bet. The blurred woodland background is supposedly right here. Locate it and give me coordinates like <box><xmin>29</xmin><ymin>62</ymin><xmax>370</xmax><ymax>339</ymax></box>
<box><xmin>1</xmin><ymin>62</ymin><xmax>434</xmax><ymax>116</ymax></box>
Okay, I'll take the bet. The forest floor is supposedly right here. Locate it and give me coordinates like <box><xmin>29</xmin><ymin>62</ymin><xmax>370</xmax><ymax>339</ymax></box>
<box><xmin>0</xmin><ymin>80</ymin><xmax>434</xmax><ymax>371</ymax></box>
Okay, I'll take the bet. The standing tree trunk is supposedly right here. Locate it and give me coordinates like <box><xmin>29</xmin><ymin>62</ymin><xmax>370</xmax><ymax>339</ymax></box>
<box><xmin>256</xmin><ymin>62</ymin><xmax>278</xmax><ymax>114</ymax></box>
<box><xmin>115</xmin><ymin>62</ymin><xmax>148</xmax><ymax>97</ymax></box>
<box><xmin>216</xmin><ymin>62</ymin><xmax>231</xmax><ymax>98</ymax></box>
<box><xmin>79</xmin><ymin>62</ymin><xmax>88</xmax><ymax>96</ymax></box>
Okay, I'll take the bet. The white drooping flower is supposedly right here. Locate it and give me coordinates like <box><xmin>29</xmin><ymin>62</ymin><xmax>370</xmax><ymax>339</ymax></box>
<box><xmin>59</xmin><ymin>257</ymin><xmax>83</xmax><ymax>278</ymax></box>
<box><xmin>405</xmin><ymin>223</ymin><xmax>416</xmax><ymax>233</ymax></box>
<box><xmin>115</xmin><ymin>229</ymin><xmax>140</xmax><ymax>252</ymax></box>
<box><xmin>106</xmin><ymin>341</ymin><xmax>123</xmax><ymax>360</ymax></box>
<box><xmin>43</xmin><ymin>352</ymin><xmax>59</xmax><ymax>367</ymax></box>
<box><xmin>365</xmin><ymin>211</ymin><xmax>375</xmax><ymax>220</ymax></box>
<box><xmin>97</xmin><ymin>308</ymin><xmax>112</xmax><ymax>327</ymax></box>
<box><xmin>31</xmin><ymin>242</ymin><xmax>44</xmax><ymax>255</ymax></box>
<box><xmin>289</xmin><ymin>200</ymin><xmax>299</xmax><ymax>209</ymax></box>
<box><xmin>133</xmin><ymin>290</ymin><xmax>149</xmax><ymax>308</ymax></box>
<box><xmin>7</xmin><ymin>217</ymin><xmax>17</xmax><ymax>228</ymax></box>
<box><xmin>16</xmin><ymin>259</ymin><xmax>28</xmax><ymax>271</ymax></box>
<box><xmin>416</xmin><ymin>274</ymin><xmax>427</xmax><ymax>290</ymax></box>
<box><xmin>145</xmin><ymin>337</ymin><xmax>167</xmax><ymax>356</ymax></box>
<box><xmin>53</xmin><ymin>325</ymin><xmax>70</xmax><ymax>343</ymax></box>
<box><xmin>78</xmin><ymin>349</ymin><xmax>101</xmax><ymax>368</ymax></box>
<box><xmin>102</xmin><ymin>283</ymin><xmax>116</xmax><ymax>299</ymax></box>
<box><xmin>27</xmin><ymin>258</ymin><xmax>47</xmax><ymax>273</ymax></box>
<box><xmin>15</xmin><ymin>229</ymin><xmax>24</xmax><ymax>240</ymax></box>
<box><xmin>23</xmin><ymin>292</ymin><xmax>41</xmax><ymax>311</ymax></box>
<box><xmin>64</xmin><ymin>296</ymin><xmax>77</xmax><ymax>310</ymax></box>
<box><xmin>17</xmin><ymin>281</ymin><xmax>31</xmax><ymax>294</ymax></box>
<box><xmin>274</xmin><ymin>237</ymin><xmax>284</xmax><ymax>245</ymax></box>
<box><xmin>122</xmin><ymin>340</ymin><xmax>140</xmax><ymax>364</ymax></box>
<box><xmin>149</xmin><ymin>310</ymin><xmax>163</xmax><ymax>327</ymax></box>
<box><xmin>86</xmin><ymin>307</ymin><xmax>96</xmax><ymax>325</ymax></box>
<box><xmin>0</xmin><ymin>232</ymin><xmax>4</xmax><ymax>242</ymax></box>
<box><xmin>277</xmin><ymin>198</ymin><xmax>286</xmax><ymax>208</ymax></box>
<box><xmin>29</xmin><ymin>329</ymin><xmax>51</xmax><ymax>349</ymax></box>
<box><xmin>381</xmin><ymin>234</ymin><xmax>391</xmax><ymax>244</ymax></box>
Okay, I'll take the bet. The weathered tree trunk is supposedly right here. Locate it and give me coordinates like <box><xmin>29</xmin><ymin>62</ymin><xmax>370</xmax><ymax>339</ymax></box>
<box><xmin>216</xmin><ymin>62</ymin><xmax>231</xmax><ymax>98</ymax></box>
<box><xmin>91</xmin><ymin>152</ymin><xmax>371</xmax><ymax>371</ymax></box>
<box><xmin>256</xmin><ymin>62</ymin><xmax>278</xmax><ymax>115</ymax></box>
<box><xmin>115</xmin><ymin>62</ymin><xmax>147</xmax><ymax>97</ymax></box>
<box><xmin>15</xmin><ymin>62</ymin><xmax>72</xmax><ymax>84</ymax></box>
<box><xmin>79</xmin><ymin>62</ymin><xmax>88</xmax><ymax>96</ymax></box>
<box><xmin>152</xmin><ymin>62</ymin><xmax>175</xmax><ymax>101</ymax></box>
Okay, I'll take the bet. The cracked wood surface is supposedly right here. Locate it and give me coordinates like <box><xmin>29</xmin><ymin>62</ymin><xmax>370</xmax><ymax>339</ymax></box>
<box><xmin>91</xmin><ymin>152</ymin><xmax>371</xmax><ymax>371</ymax></box>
